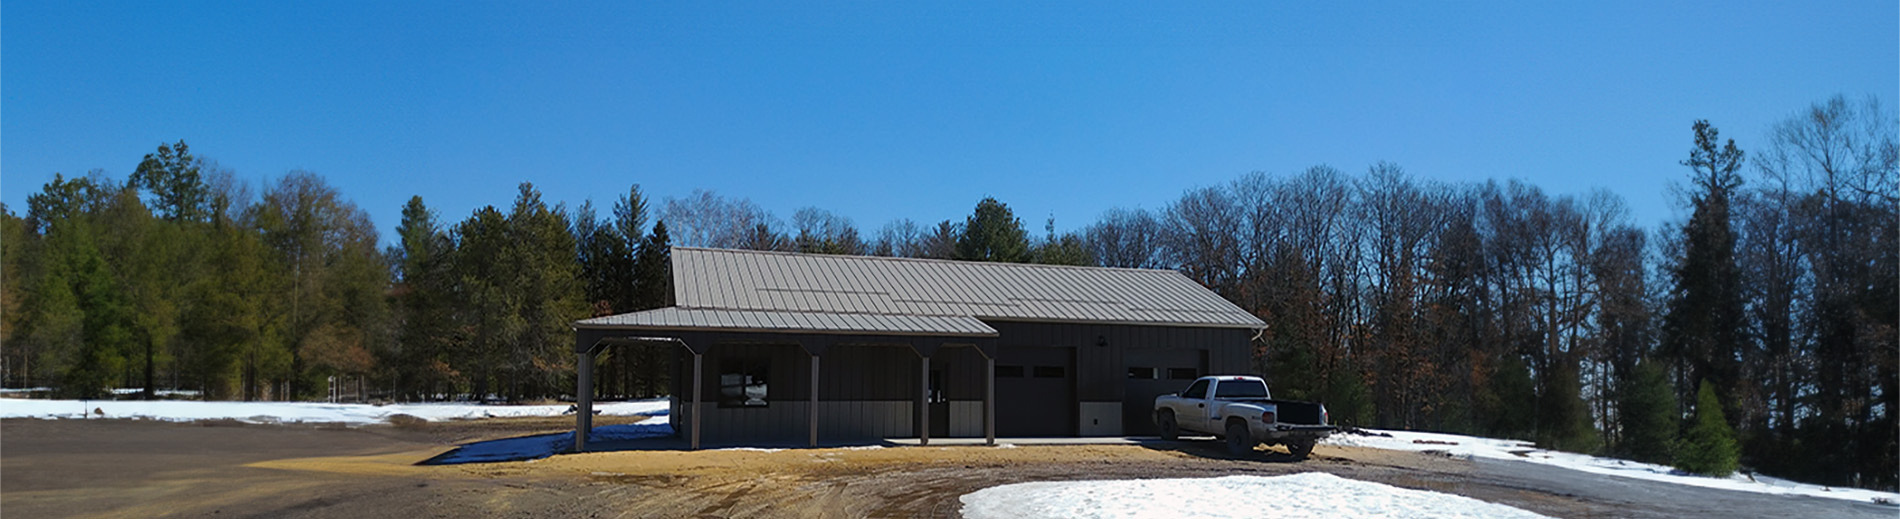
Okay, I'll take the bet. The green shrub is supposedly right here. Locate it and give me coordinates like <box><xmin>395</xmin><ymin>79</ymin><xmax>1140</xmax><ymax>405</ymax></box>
<box><xmin>1674</xmin><ymin>380</ymin><xmax>1740</xmax><ymax>476</ymax></box>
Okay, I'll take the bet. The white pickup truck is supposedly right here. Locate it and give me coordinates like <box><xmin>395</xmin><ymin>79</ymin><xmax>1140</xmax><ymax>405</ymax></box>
<box><xmin>1153</xmin><ymin>375</ymin><xmax>1335</xmax><ymax>459</ymax></box>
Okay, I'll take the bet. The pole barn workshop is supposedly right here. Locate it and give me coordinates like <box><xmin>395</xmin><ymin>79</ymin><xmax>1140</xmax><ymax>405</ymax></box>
<box><xmin>571</xmin><ymin>247</ymin><xmax>1264</xmax><ymax>450</ymax></box>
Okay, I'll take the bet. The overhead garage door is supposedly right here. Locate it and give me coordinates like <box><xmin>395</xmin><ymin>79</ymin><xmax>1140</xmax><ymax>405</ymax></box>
<box><xmin>995</xmin><ymin>346</ymin><xmax>1075</xmax><ymax>437</ymax></box>
<box><xmin>1122</xmin><ymin>348</ymin><xmax>1205</xmax><ymax>436</ymax></box>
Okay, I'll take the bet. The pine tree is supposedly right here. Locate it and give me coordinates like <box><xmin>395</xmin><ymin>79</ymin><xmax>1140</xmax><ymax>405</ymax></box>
<box><xmin>627</xmin><ymin>220</ymin><xmax>673</xmax><ymax>397</ymax></box>
<box><xmin>632</xmin><ymin>220</ymin><xmax>673</xmax><ymax>311</ymax></box>
<box><xmin>182</xmin><ymin>223</ymin><xmax>285</xmax><ymax>400</ymax></box>
<box><xmin>1031</xmin><ymin>217</ymin><xmax>1094</xmax><ymax>266</ymax></box>
<box><xmin>1537</xmin><ymin>358</ymin><xmax>1603</xmax><ymax>454</ymax></box>
<box><xmin>128</xmin><ymin>140</ymin><xmax>210</xmax><ymax>222</ymax></box>
<box><xmin>391</xmin><ymin>196</ymin><xmax>457</xmax><ymax>399</ymax></box>
<box><xmin>1660</xmin><ymin>120</ymin><xmax>1748</xmax><ymax>417</ymax></box>
<box><xmin>502</xmin><ymin>183</ymin><xmax>586</xmax><ymax>399</ymax></box>
<box><xmin>1676</xmin><ymin>380</ymin><xmax>1740</xmax><ymax>476</ymax></box>
<box><xmin>64</xmin><ymin>227</ymin><xmax>134</xmax><ymax>398</ymax></box>
<box><xmin>1617</xmin><ymin>359</ymin><xmax>1678</xmax><ymax>464</ymax></box>
<box><xmin>451</xmin><ymin>206</ymin><xmax>519</xmax><ymax>400</ymax></box>
<box><xmin>1480</xmin><ymin>354</ymin><xmax>1537</xmax><ymax>440</ymax></box>
<box><xmin>956</xmin><ymin>197</ymin><xmax>1029</xmax><ymax>262</ymax></box>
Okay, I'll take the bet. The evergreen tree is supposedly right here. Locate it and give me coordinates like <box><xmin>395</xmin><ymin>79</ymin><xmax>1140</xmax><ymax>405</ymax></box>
<box><xmin>63</xmin><ymin>225</ymin><xmax>134</xmax><ymax>398</ymax></box>
<box><xmin>128</xmin><ymin>140</ymin><xmax>210</xmax><ymax>222</ymax></box>
<box><xmin>956</xmin><ymin>197</ymin><xmax>1030</xmax><ymax>262</ymax></box>
<box><xmin>391</xmin><ymin>196</ymin><xmax>457</xmax><ymax>399</ymax></box>
<box><xmin>14</xmin><ymin>233</ymin><xmax>83</xmax><ymax>392</ymax></box>
<box><xmin>627</xmin><ymin>219</ymin><xmax>673</xmax><ymax>397</ymax></box>
<box><xmin>573</xmin><ymin>200</ymin><xmax>632</xmax><ymax>315</ymax></box>
<box><xmin>0</xmin><ymin>206</ymin><xmax>25</xmax><ymax>387</ymax></box>
<box><xmin>609</xmin><ymin>186</ymin><xmax>649</xmax><ymax>314</ymax></box>
<box><xmin>632</xmin><ymin>220</ymin><xmax>673</xmax><ymax>311</ymax></box>
<box><xmin>1617</xmin><ymin>359</ymin><xmax>1678</xmax><ymax>464</ymax></box>
<box><xmin>502</xmin><ymin>183</ymin><xmax>586</xmax><ymax>399</ymax></box>
<box><xmin>96</xmin><ymin>185</ymin><xmax>183</xmax><ymax>399</ymax></box>
<box><xmin>451</xmin><ymin>206</ymin><xmax>519</xmax><ymax>400</ymax></box>
<box><xmin>1480</xmin><ymin>354</ymin><xmax>1537</xmax><ymax>440</ymax></box>
<box><xmin>1676</xmin><ymin>380</ymin><xmax>1741</xmax><ymax>476</ymax></box>
<box><xmin>1536</xmin><ymin>358</ymin><xmax>1603</xmax><ymax>453</ymax></box>
<box><xmin>183</xmin><ymin>222</ymin><xmax>286</xmax><ymax>400</ymax></box>
<box><xmin>1322</xmin><ymin>367</ymin><xmax>1375</xmax><ymax>427</ymax></box>
<box><xmin>1660</xmin><ymin>120</ymin><xmax>1749</xmax><ymax>415</ymax></box>
<box><xmin>1031</xmin><ymin>217</ymin><xmax>1094</xmax><ymax>266</ymax></box>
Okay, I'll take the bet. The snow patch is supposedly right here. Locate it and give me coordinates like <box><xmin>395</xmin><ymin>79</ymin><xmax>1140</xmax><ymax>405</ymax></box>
<box><xmin>0</xmin><ymin>398</ymin><xmax>670</xmax><ymax>425</ymax></box>
<box><xmin>960</xmin><ymin>472</ymin><xmax>1551</xmax><ymax>519</ymax></box>
<box><xmin>1325</xmin><ymin>427</ymin><xmax>1900</xmax><ymax>506</ymax></box>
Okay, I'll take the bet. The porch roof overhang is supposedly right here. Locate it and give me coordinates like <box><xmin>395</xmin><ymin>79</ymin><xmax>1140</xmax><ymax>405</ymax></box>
<box><xmin>573</xmin><ymin>307</ymin><xmax>998</xmax><ymax>355</ymax></box>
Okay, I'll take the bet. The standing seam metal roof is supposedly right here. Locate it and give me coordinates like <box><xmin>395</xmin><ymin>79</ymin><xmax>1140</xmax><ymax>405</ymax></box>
<box><xmin>618</xmin><ymin>247</ymin><xmax>1264</xmax><ymax>329</ymax></box>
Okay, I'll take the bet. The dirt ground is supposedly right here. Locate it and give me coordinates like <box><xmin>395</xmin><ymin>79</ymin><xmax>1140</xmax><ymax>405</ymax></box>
<box><xmin>2</xmin><ymin>417</ymin><xmax>1621</xmax><ymax>518</ymax></box>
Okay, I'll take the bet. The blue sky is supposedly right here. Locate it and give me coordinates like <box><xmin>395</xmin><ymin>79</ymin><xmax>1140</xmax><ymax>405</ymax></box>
<box><xmin>5</xmin><ymin>2</ymin><xmax>1894</xmax><ymax>244</ymax></box>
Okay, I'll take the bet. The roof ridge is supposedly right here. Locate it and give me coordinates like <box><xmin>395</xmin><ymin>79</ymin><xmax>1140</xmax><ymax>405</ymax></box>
<box><xmin>671</xmin><ymin>246</ymin><xmax>1178</xmax><ymax>274</ymax></box>
<box><xmin>617</xmin><ymin>305</ymin><xmax>1260</xmax><ymax>328</ymax></box>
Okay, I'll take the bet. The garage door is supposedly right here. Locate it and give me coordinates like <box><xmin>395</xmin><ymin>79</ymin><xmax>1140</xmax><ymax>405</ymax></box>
<box><xmin>1122</xmin><ymin>348</ymin><xmax>1205</xmax><ymax>436</ymax></box>
<box><xmin>995</xmin><ymin>346</ymin><xmax>1075</xmax><ymax>437</ymax></box>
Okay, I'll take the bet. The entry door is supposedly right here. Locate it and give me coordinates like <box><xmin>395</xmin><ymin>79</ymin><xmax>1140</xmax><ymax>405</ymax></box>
<box><xmin>929</xmin><ymin>368</ymin><xmax>949</xmax><ymax>437</ymax></box>
<box><xmin>1122</xmin><ymin>348</ymin><xmax>1205</xmax><ymax>436</ymax></box>
<box><xmin>995</xmin><ymin>346</ymin><xmax>1075</xmax><ymax>437</ymax></box>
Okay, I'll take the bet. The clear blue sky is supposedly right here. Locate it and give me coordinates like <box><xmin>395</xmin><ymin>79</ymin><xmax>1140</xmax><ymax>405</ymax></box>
<box><xmin>5</xmin><ymin>2</ymin><xmax>1894</xmax><ymax>244</ymax></box>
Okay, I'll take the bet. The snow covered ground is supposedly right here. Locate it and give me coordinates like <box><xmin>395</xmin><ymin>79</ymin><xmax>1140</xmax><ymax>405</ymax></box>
<box><xmin>960</xmin><ymin>472</ymin><xmax>1551</xmax><ymax>519</ymax></box>
<box><xmin>1325</xmin><ymin>427</ymin><xmax>1900</xmax><ymax>506</ymax></box>
<box><xmin>0</xmin><ymin>397</ymin><xmax>669</xmax><ymax>425</ymax></box>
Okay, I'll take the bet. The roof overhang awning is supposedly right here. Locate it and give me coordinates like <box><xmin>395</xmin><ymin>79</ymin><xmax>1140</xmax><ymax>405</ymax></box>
<box><xmin>572</xmin><ymin>307</ymin><xmax>999</xmax><ymax>355</ymax></box>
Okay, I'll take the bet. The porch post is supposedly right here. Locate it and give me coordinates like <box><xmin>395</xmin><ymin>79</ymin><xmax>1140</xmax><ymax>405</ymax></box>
<box><xmin>691</xmin><ymin>351</ymin><xmax>703</xmax><ymax>450</ymax></box>
<box><xmin>575</xmin><ymin>349</ymin><xmax>593</xmax><ymax>452</ymax></box>
<box><xmin>809</xmin><ymin>354</ymin><xmax>820</xmax><ymax>447</ymax></box>
<box><xmin>985</xmin><ymin>355</ymin><xmax>996</xmax><ymax>446</ymax></box>
<box><xmin>919</xmin><ymin>355</ymin><xmax>930</xmax><ymax>446</ymax></box>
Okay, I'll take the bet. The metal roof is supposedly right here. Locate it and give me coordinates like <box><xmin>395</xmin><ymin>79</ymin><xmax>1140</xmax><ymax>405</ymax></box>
<box><xmin>654</xmin><ymin>247</ymin><xmax>1264</xmax><ymax>329</ymax></box>
<box><xmin>574</xmin><ymin>307</ymin><xmax>997</xmax><ymax>337</ymax></box>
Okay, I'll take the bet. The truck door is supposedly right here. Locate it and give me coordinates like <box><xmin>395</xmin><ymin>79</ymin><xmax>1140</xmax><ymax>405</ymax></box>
<box><xmin>1177</xmin><ymin>379</ymin><xmax>1211</xmax><ymax>431</ymax></box>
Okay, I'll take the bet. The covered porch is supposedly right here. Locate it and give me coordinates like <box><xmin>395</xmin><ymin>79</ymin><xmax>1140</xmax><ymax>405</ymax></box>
<box><xmin>571</xmin><ymin>308</ymin><xmax>999</xmax><ymax>451</ymax></box>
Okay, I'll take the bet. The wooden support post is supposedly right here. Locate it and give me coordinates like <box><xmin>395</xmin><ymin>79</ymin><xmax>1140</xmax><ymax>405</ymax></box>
<box><xmin>919</xmin><ymin>355</ymin><xmax>930</xmax><ymax>446</ymax></box>
<box><xmin>985</xmin><ymin>355</ymin><xmax>996</xmax><ymax>446</ymax></box>
<box><xmin>692</xmin><ymin>352</ymin><xmax>703</xmax><ymax>450</ymax></box>
<box><xmin>575</xmin><ymin>350</ymin><xmax>593</xmax><ymax>452</ymax></box>
<box><xmin>809</xmin><ymin>355</ymin><xmax>820</xmax><ymax>447</ymax></box>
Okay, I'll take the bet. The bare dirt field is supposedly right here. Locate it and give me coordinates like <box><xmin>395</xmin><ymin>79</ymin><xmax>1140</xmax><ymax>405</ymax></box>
<box><xmin>0</xmin><ymin>417</ymin><xmax>1870</xmax><ymax>518</ymax></box>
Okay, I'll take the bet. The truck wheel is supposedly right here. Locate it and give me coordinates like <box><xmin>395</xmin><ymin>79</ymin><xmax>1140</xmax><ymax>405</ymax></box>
<box><xmin>1287</xmin><ymin>439</ymin><xmax>1316</xmax><ymax>460</ymax></box>
<box><xmin>1225</xmin><ymin>420</ymin><xmax>1255</xmax><ymax>456</ymax></box>
<box><xmin>1157</xmin><ymin>411</ymin><xmax>1179</xmax><ymax>441</ymax></box>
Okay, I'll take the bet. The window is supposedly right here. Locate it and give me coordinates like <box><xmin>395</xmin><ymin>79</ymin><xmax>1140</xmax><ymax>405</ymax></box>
<box><xmin>1167</xmin><ymin>367</ymin><xmax>1198</xmax><ymax>380</ymax></box>
<box><xmin>1033</xmin><ymin>366</ymin><xmax>1066</xmax><ymax>378</ymax></box>
<box><xmin>1214</xmin><ymin>380</ymin><xmax>1269</xmax><ymax>399</ymax></box>
<box><xmin>1127</xmin><ymin>367</ymin><xmax>1158</xmax><ymax>379</ymax></box>
<box><xmin>719</xmin><ymin>357</ymin><xmax>770</xmax><ymax>407</ymax></box>
<box><xmin>995</xmin><ymin>365</ymin><xmax>1025</xmax><ymax>378</ymax></box>
<box><xmin>1181</xmin><ymin>379</ymin><xmax>1209</xmax><ymax>399</ymax></box>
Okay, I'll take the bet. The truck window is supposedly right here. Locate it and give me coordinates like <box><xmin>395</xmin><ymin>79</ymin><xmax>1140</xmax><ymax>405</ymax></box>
<box><xmin>1181</xmin><ymin>379</ymin><xmax>1209</xmax><ymax>399</ymax></box>
<box><xmin>1213</xmin><ymin>380</ymin><xmax>1269</xmax><ymax>399</ymax></box>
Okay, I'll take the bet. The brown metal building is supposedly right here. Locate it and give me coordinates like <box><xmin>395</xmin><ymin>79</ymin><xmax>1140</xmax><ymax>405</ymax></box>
<box><xmin>571</xmin><ymin>247</ymin><xmax>1263</xmax><ymax>450</ymax></box>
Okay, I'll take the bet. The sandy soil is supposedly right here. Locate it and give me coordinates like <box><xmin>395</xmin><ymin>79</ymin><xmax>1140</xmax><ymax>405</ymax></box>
<box><xmin>1</xmin><ymin>417</ymin><xmax>1608</xmax><ymax>518</ymax></box>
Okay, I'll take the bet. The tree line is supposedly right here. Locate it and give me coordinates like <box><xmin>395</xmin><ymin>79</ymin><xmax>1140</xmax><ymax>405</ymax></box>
<box><xmin>1</xmin><ymin>95</ymin><xmax>1892</xmax><ymax>489</ymax></box>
